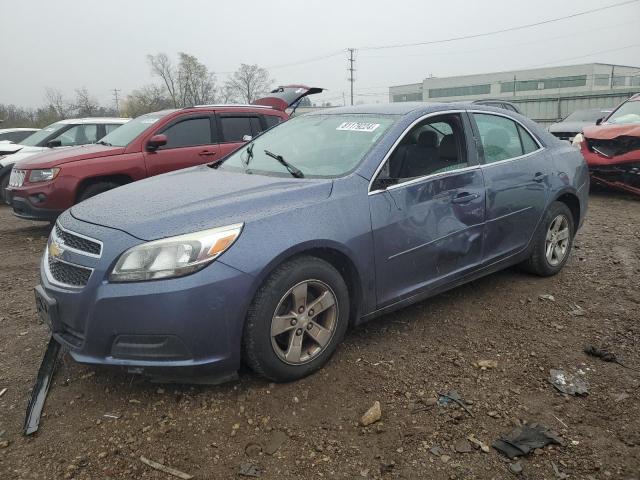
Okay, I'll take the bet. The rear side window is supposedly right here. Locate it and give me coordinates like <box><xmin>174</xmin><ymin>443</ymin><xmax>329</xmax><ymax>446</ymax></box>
<box><xmin>220</xmin><ymin>116</ymin><xmax>254</xmax><ymax>142</ymax></box>
<box><xmin>161</xmin><ymin>117</ymin><xmax>211</xmax><ymax>148</ymax></box>
<box><xmin>473</xmin><ymin>113</ymin><xmax>539</xmax><ymax>163</ymax></box>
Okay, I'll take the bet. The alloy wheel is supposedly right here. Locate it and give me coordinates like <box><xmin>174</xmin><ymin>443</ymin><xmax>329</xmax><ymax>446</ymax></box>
<box><xmin>545</xmin><ymin>214</ymin><xmax>570</xmax><ymax>266</ymax></box>
<box><xmin>270</xmin><ymin>280</ymin><xmax>339</xmax><ymax>365</ymax></box>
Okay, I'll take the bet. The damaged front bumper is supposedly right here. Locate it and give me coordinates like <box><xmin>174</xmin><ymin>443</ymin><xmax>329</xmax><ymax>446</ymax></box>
<box><xmin>581</xmin><ymin>134</ymin><xmax>640</xmax><ymax>197</ymax></box>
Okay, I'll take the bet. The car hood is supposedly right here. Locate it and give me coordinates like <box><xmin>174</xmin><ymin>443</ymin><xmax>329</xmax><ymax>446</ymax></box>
<box><xmin>582</xmin><ymin>123</ymin><xmax>640</xmax><ymax>140</ymax></box>
<box><xmin>548</xmin><ymin>121</ymin><xmax>594</xmax><ymax>133</ymax></box>
<box><xmin>70</xmin><ymin>166</ymin><xmax>333</xmax><ymax>241</ymax></box>
<box><xmin>13</xmin><ymin>144</ymin><xmax>125</xmax><ymax>168</ymax></box>
<box><xmin>0</xmin><ymin>143</ymin><xmax>27</xmax><ymax>156</ymax></box>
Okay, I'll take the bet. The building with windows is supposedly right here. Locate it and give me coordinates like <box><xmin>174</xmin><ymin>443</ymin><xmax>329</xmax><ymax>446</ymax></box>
<box><xmin>389</xmin><ymin>63</ymin><xmax>640</xmax><ymax>126</ymax></box>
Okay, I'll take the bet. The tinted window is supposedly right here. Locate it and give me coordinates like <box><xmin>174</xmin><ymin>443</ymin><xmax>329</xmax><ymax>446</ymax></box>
<box><xmin>250</xmin><ymin>117</ymin><xmax>262</xmax><ymax>135</ymax></box>
<box><xmin>52</xmin><ymin>124</ymin><xmax>99</xmax><ymax>146</ymax></box>
<box><xmin>220</xmin><ymin>117</ymin><xmax>254</xmax><ymax>142</ymax></box>
<box><xmin>376</xmin><ymin>114</ymin><xmax>468</xmax><ymax>186</ymax></box>
<box><xmin>473</xmin><ymin>113</ymin><xmax>537</xmax><ymax>163</ymax></box>
<box><xmin>161</xmin><ymin>117</ymin><xmax>211</xmax><ymax>148</ymax></box>
<box><xmin>0</xmin><ymin>131</ymin><xmax>33</xmax><ymax>143</ymax></box>
<box><xmin>263</xmin><ymin>115</ymin><xmax>282</xmax><ymax>129</ymax></box>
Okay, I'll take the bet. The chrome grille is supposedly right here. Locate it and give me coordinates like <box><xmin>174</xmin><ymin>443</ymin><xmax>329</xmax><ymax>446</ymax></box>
<box><xmin>47</xmin><ymin>254</ymin><xmax>92</xmax><ymax>287</ymax></box>
<box><xmin>54</xmin><ymin>224</ymin><xmax>102</xmax><ymax>256</ymax></box>
<box><xmin>8</xmin><ymin>169</ymin><xmax>27</xmax><ymax>187</ymax></box>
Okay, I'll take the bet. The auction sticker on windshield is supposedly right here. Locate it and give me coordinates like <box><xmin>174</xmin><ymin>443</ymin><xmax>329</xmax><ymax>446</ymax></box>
<box><xmin>337</xmin><ymin>122</ymin><xmax>380</xmax><ymax>132</ymax></box>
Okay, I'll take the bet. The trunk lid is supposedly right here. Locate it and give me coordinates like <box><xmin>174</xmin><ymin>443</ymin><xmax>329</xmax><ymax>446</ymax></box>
<box><xmin>253</xmin><ymin>85</ymin><xmax>323</xmax><ymax>112</ymax></box>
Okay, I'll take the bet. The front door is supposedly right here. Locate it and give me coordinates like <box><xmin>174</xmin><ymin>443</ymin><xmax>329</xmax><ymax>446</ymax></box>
<box><xmin>470</xmin><ymin>112</ymin><xmax>550</xmax><ymax>264</ymax></box>
<box><xmin>369</xmin><ymin>113</ymin><xmax>485</xmax><ymax>307</ymax></box>
<box><xmin>144</xmin><ymin>115</ymin><xmax>219</xmax><ymax>176</ymax></box>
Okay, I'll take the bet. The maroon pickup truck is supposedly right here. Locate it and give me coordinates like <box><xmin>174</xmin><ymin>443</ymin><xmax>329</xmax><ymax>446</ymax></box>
<box><xmin>6</xmin><ymin>86</ymin><xmax>322</xmax><ymax>221</ymax></box>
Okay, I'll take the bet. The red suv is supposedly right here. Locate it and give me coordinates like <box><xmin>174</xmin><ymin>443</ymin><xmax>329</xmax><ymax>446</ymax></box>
<box><xmin>5</xmin><ymin>86</ymin><xmax>321</xmax><ymax>221</ymax></box>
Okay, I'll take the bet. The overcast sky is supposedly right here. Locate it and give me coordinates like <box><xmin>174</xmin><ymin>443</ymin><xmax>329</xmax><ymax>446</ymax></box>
<box><xmin>1</xmin><ymin>0</ymin><xmax>638</xmax><ymax>109</ymax></box>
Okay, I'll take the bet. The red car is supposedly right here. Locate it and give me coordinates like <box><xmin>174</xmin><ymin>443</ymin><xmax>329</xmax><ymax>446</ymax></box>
<box><xmin>575</xmin><ymin>93</ymin><xmax>640</xmax><ymax>197</ymax></box>
<box><xmin>5</xmin><ymin>86</ymin><xmax>322</xmax><ymax>221</ymax></box>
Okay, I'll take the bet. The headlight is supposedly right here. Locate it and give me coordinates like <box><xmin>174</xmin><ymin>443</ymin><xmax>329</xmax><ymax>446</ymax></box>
<box><xmin>571</xmin><ymin>133</ymin><xmax>584</xmax><ymax>149</ymax></box>
<box><xmin>29</xmin><ymin>168</ymin><xmax>60</xmax><ymax>183</ymax></box>
<box><xmin>109</xmin><ymin>223</ymin><xmax>243</xmax><ymax>282</ymax></box>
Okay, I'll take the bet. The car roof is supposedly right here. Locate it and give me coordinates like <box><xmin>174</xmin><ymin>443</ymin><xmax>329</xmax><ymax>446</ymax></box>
<box><xmin>305</xmin><ymin>102</ymin><xmax>513</xmax><ymax>116</ymax></box>
<box><xmin>58</xmin><ymin>117</ymin><xmax>131</xmax><ymax>125</ymax></box>
<box><xmin>0</xmin><ymin>128</ymin><xmax>39</xmax><ymax>132</ymax></box>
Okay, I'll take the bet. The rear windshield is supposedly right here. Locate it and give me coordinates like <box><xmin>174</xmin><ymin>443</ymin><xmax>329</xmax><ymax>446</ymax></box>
<box><xmin>220</xmin><ymin>114</ymin><xmax>398</xmax><ymax>178</ymax></box>
<box><xmin>20</xmin><ymin>122</ymin><xmax>67</xmax><ymax>146</ymax></box>
<box><xmin>99</xmin><ymin>113</ymin><xmax>165</xmax><ymax>147</ymax></box>
<box><xmin>607</xmin><ymin>100</ymin><xmax>640</xmax><ymax>125</ymax></box>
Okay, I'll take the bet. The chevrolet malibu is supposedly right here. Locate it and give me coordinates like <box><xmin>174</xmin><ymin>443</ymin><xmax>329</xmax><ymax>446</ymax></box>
<box><xmin>36</xmin><ymin>103</ymin><xmax>588</xmax><ymax>382</ymax></box>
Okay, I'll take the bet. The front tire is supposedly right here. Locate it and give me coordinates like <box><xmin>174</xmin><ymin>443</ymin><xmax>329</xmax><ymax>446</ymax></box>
<box><xmin>242</xmin><ymin>256</ymin><xmax>349</xmax><ymax>382</ymax></box>
<box><xmin>521</xmin><ymin>201</ymin><xmax>575</xmax><ymax>277</ymax></box>
<box><xmin>77</xmin><ymin>181</ymin><xmax>121</xmax><ymax>203</ymax></box>
<box><xmin>0</xmin><ymin>172</ymin><xmax>10</xmax><ymax>203</ymax></box>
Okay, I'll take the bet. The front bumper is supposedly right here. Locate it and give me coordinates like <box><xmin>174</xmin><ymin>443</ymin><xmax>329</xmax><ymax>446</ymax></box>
<box><xmin>38</xmin><ymin>212</ymin><xmax>256</xmax><ymax>378</ymax></box>
<box><xmin>7</xmin><ymin>191</ymin><xmax>63</xmax><ymax>221</ymax></box>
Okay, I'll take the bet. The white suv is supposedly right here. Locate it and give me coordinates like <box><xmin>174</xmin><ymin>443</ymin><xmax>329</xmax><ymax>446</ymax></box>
<box><xmin>0</xmin><ymin>117</ymin><xmax>129</xmax><ymax>201</ymax></box>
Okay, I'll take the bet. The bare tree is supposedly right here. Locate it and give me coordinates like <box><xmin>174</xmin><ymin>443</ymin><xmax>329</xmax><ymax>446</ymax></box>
<box><xmin>148</xmin><ymin>52</ymin><xmax>216</xmax><ymax>107</ymax></box>
<box><xmin>44</xmin><ymin>88</ymin><xmax>70</xmax><ymax>118</ymax></box>
<box><xmin>123</xmin><ymin>84</ymin><xmax>173</xmax><ymax>117</ymax></box>
<box><xmin>224</xmin><ymin>64</ymin><xmax>273</xmax><ymax>103</ymax></box>
<box><xmin>72</xmin><ymin>87</ymin><xmax>100</xmax><ymax>116</ymax></box>
<box><xmin>177</xmin><ymin>52</ymin><xmax>216</xmax><ymax>106</ymax></box>
<box><xmin>148</xmin><ymin>53</ymin><xmax>179</xmax><ymax>108</ymax></box>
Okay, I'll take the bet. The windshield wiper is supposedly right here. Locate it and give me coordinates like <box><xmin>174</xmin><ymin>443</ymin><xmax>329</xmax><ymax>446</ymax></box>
<box><xmin>243</xmin><ymin>142</ymin><xmax>255</xmax><ymax>167</ymax></box>
<box><xmin>96</xmin><ymin>140</ymin><xmax>112</xmax><ymax>146</ymax></box>
<box><xmin>263</xmin><ymin>150</ymin><xmax>304</xmax><ymax>178</ymax></box>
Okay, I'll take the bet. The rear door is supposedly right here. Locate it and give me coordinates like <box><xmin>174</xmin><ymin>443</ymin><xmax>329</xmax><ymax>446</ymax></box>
<box><xmin>470</xmin><ymin>111</ymin><xmax>550</xmax><ymax>264</ymax></box>
<box><xmin>216</xmin><ymin>114</ymin><xmax>265</xmax><ymax>158</ymax></box>
<box><xmin>143</xmin><ymin>114</ymin><xmax>219</xmax><ymax>176</ymax></box>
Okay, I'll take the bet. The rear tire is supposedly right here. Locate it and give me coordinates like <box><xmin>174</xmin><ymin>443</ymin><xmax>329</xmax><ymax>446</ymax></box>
<box><xmin>521</xmin><ymin>201</ymin><xmax>575</xmax><ymax>277</ymax></box>
<box><xmin>77</xmin><ymin>181</ymin><xmax>121</xmax><ymax>203</ymax></box>
<box><xmin>242</xmin><ymin>256</ymin><xmax>349</xmax><ymax>382</ymax></box>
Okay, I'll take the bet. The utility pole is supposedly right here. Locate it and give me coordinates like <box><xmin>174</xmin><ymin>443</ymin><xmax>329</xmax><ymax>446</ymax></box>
<box><xmin>112</xmin><ymin>88</ymin><xmax>121</xmax><ymax>115</ymax></box>
<box><xmin>513</xmin><ymin>75</ymin><xmax>517</xmax><ymax>97</ymax></box>
<box><xmin>347</xmin><ymin>48</ymin><xmax>356</xmax><ymax>106</ymax></box>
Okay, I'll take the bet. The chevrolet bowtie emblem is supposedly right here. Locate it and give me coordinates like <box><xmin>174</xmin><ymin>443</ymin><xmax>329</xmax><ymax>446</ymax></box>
<box><xmin>49</xmin><ymin>240</ymin><xmax>64</xmax><ymax>259</ymax></box>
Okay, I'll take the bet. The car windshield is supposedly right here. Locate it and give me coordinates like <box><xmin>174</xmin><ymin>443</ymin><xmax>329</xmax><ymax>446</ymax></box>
<box><xmin>607</xmin><ymin>100</ymin><xmax>640</xmax><ymax>125</ymax></box>
<box><xmin>564</xmin><ymin>110</ymin><xmax>608</xmax><ymax>122</ymax></box>
<box><xmin>98</xmin><ymin>113</ymin><xmax>165</xmax><ymax>147</ymax></box>
<box><xmin>19</xmin><ymin>122</ymin><xmax>68</xmax><ymax>146</ymax></box>
<box><xmin>220</xmin><ymin>114</ymin><xmax>398</xmax><ymax>178</ymax></box>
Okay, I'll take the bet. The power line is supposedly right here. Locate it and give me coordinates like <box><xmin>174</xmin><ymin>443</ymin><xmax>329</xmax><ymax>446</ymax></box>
<box><xmin>112</xmin><ymin>88</ymin><xmax>121</xmax><ymax>115</ymax></box>
<box><xmin>358</xmin><ymin>0</ymin><xmax>639</xmax><ymax>51</ymax></box>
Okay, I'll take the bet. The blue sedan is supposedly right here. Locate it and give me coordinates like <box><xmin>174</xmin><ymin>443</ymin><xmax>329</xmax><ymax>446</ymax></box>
<box><xmin>36</xmin><ymin>103</ymin><xmax>588</xmax><ymax>382</ymax></box>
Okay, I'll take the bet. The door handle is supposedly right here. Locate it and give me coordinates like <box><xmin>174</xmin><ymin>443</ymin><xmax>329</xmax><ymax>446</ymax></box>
<box><xmin>198</xmin><ymin>150</ymin><xmax>216</xmax><ymax>157</ymax></box>
<box><xmin>451</xmin><ymin>192</ymin><xmax>479</xmax><ymax>204</ymax></box>
<box><xmin>533</xmin><ymin>172</ymin><xmax>547</xmax><ymax>183</ymax></box>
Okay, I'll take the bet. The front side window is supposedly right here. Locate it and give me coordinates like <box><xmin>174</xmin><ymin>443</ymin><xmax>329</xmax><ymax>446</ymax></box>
<box><xmin>51</xmin><ymin>124</ymin><xmax>99</xmax><ymax>146</ymax></box>
<box><xmin>473</xmin><ymin>113</ymin><xmax>539</xmax><ymax>164</ymax></box>
<box><xmin>220</xmin><ymin>114</ymin><xmax>398</xmax><ymax>178</ymax></box>
<box><xmin>160</xmin><ymin>117</ymin><xmax>211</xmax><ymax>149</ymax></box>
<box><xmin>374</xmin><ymin>114</ymin><xmax>469</xmax><ymax>188</ymax></box>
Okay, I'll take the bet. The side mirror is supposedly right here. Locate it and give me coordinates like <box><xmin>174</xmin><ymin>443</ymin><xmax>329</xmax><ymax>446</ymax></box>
<box><xmin>242</xmin><ymin>134</ymin><xmax>252</xmax><ymax>142</ymax></box>
<box><xmin>595</xmin><ymin>117</ymin><xmax>603</xmax><ymax>126</ymax></box>
<box><xmin>46</xmin><ymin>140</ymin><xmax>62</xmax><ymax>148</ymax></box>
<box><xmin>146</xmin><ymin>134</ymin><xmax>167</xmax><ymax>151</ymax></box>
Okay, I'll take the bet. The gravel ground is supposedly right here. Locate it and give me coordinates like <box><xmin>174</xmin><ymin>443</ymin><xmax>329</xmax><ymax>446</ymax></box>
<box><xmin>0</xmin><ymin>193</ymin><xmax>639</xmax><ymax>480</ymax></box>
